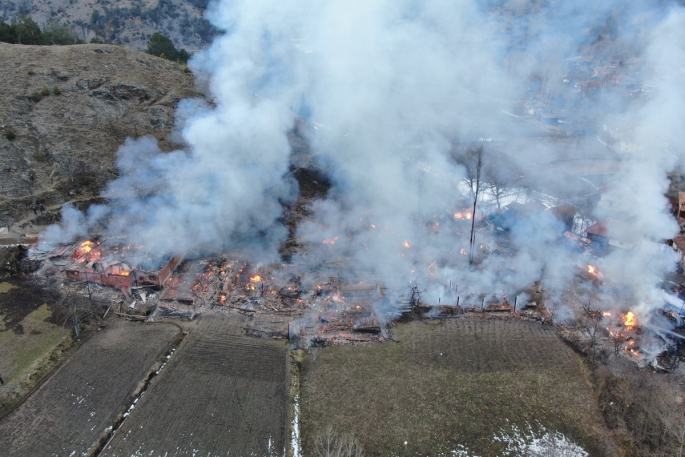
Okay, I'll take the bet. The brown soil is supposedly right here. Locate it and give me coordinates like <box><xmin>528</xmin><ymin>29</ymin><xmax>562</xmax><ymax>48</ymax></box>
<box><xmin>0</xmin><ymin>318</ymin><xmax>180</xmax><ymax>457</ymax></box>
<box><xmin>100</xmin><ymin>314</ymin><xmax>288</xmax><ymax>457</ymax></box>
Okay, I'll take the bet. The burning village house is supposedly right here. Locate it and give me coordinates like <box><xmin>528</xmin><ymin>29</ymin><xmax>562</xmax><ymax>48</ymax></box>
<box><xmin>27</xmin><ymin>154</ymin><xmax>685</xmax><ymax>363</ymax></box>
<box><xmin>40</xmin><ymin>240</ymin><xmax>184</xmax><ymax>298</ymax></box>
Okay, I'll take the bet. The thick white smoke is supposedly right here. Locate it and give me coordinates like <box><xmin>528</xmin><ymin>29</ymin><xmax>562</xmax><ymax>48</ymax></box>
<box><xmin>42</xmin><ymin>1</ymin><xmax>685</xmax><ymax>329</ymax></box>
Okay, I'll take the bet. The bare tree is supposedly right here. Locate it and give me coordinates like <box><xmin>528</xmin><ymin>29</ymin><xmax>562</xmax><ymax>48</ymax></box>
<box><xmin>481</xmin><ymin>148</ymin><xmax>524</xmax><ymax>210</ymax></box>
<box><xmin>453</xmin><ymin>145</ymin><xmax>482</xmax><ymax>201</ymax></box>
<box><xmin>663</xmin><ymin>404</ymin><xmax>685</xmax><ymax>457</ymax></box>
<box><xmin>314</xmin><ymin>427</ymin><xmax>364</xmax><ymax>457</ymax></box>
<box><xmin>60</xmin><ymin>154</ymin><xmax>85</xmax><ymax>183</ymax></box>
<box><xmin>409</xmin><ymin>281</ymin><xmax>422</xmax><ymax>308</ymax></box>
<box><xmin>578</xmin><ymin>303</ymin><xmax>603</xmax><ymax>368</ymax></box>
<box><xmin>610</xmin><ymin>328</ymin><xmax>628</xmax><ymax>356</ymax></box>
<box><xmin>55</xmin><ymin>291</ymin><xmax>106</xmax><ymax>341</ymax></box>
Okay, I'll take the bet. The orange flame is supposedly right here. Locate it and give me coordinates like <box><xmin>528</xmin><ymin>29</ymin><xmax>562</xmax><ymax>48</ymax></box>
<box><xmin>219</xmin><ymin>293</ymin><xmax>227</xmax><ymax>304</ymax></box>
<box><xmin>74</xmin><ymin>240</ymin><xmax>95</xmax><ymax>258</ymax></box>
<box><xmin>250</xmin><ymin>275</ymin><xmax>261</xmax><ymax>282</ymax></box>
<box><xmin>119</xmin><ymin>269</ymin><xmax>130</xmax><ymax>276</ymax></box>
<box><xmin>603</xmin><ymin>311</ymin><xmax>611</xmax><ymax>316</ymax></box>
<box><xmin>454</xmin><ymin>211</ymin><xmax>473</xmax><ymax>220</ymax></box>
<box><xmin>403</xmin><ymin>240</ymin><xmax>411</xmax><ymax>249</ymax></box>
<box><xmin>623</xmin><ymin>312</ymin><xmax>636</xmax><ymax>329</ymax></box>
<box><xmin>587</xmin><ymin>264</ymin><xmax>604</xmax><ymax>278</ymax></box>
<box><xmin>323</xmin><ymin>236</ymin><xmax>339</xmax><ymax>245</ymax></box>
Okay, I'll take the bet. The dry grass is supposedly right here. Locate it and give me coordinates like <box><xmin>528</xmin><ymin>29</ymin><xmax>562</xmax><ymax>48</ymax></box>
<box><xmin>0</xmin><ymin>303</ymin><xmax>62</xmax><ymax>384</ymax></box>
<box><xmin>300</xmin><ymin>318</ymin><xmax>613</xmax><ymax>456</ymax></box>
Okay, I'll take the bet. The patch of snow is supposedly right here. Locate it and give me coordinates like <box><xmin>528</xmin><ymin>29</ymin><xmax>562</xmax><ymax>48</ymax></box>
<box><xmin>494</xmin><ymin>423</ymin><xmax>588</xmax><ymax>457</ymax></box>
<box><xmin>291</xmin><ymin>393</ymin><xmax>301</xmax><ymax>457</ymax></box>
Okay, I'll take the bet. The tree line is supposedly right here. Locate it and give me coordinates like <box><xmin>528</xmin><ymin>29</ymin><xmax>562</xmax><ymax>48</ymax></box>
<box><xmin>0</xmin><ymin>15</ymin><xmax>84</xmax><ymax>45</ymax></box>
<box><xmin>0</xmin><ymin>15</ymin><xmax>191</xmax><ymax>65</ymax></box>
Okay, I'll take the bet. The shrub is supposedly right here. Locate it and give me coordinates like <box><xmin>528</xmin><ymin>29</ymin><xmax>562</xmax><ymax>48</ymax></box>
<box><xmin>27</xmin><ymin>70</ymin><xmax>35</xmax><ymax>76</ymax></box>
<box><xmin>29</xmin><ymin>91</ymin><xmax>42</xmax><ymax>102</ymax></box>
<box><xmin>5</xmin><ymin>129</ymin><xmax>16</xmax><ymax>141</ymax></box>
<box><xmin>53</xmin><ymin>86</ymin><xmax>61</xmax><ymax>95</ymax></box>
<box><xmin>314</xmin><ymin>427</ymin><xmax>364</xmax><ymax>457</ymax></box>
<box><xmin>58</xmin><ymin>74</ymin><xmax>68</xmax><ymax>81</ymax></box>
<box><xmin>90</xmin><ymin>36</ymin><xmax>104</xmax><ymax>44</ymax></box>
<box><xmin>40</xmin><ymin>87</ymin><xmax>50</xmax><ymax>97</ymax></box>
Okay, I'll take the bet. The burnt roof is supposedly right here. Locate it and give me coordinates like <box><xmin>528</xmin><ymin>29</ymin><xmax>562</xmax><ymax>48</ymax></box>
<box><xmin>587</xmin><ymin>221</ymin><xmax>609</xmax><ymax>237</ymax></box>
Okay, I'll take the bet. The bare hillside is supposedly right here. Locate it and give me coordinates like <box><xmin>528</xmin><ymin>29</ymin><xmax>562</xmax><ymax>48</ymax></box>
<box><xmin>0</xmin><ymin>42</ymin><xmax>204</xmax><ymax>234</ymax></box>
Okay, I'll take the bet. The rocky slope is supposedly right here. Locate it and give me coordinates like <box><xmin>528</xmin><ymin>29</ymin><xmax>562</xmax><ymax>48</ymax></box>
<box><xmin>1</xmin><ymin>0</ymin><xmax>214</xmax><ymax>53</ymax></box>
<box><xmin>0</xmin><ymin>42</ymin><xmax>204</xmax><ymax>236</ymax></box>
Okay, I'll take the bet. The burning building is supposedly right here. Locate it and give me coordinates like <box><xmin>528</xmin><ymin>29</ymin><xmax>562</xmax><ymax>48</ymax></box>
<box><xmin>47</xmin><ymin>240</ymin><xmax>183</xmax><ymax>297</ymax></box>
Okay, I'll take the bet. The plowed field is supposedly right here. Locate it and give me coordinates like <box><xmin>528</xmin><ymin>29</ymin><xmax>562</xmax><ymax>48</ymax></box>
<box><xmin>0</xmin><ymin>319</ymin><xmax>180</xmax><ymax>457</ymax></box>
<box><xmin>100</xmin><ymin>315</ymin><xmax>288</xmax><ymax>457</ymax></box>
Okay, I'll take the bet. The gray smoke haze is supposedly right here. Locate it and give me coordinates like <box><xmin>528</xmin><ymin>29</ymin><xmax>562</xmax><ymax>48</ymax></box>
<box><xmin>42</xmin><ymin>0</ymin><xmax>685</xmax><ymax>332</ymax></box>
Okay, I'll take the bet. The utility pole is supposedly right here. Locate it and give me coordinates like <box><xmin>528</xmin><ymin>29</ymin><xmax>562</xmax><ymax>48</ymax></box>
<box><xmin>468</xmin><ymin>145</ymin><xmax>483</xmax><ymax>268</ymax></box>
<box><xmin>417</xmin><ymin>168</ymin><xmax>424</xmax><ymax>226</ymax></box>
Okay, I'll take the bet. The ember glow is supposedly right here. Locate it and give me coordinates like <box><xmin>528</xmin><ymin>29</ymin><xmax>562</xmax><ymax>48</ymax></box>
<box><xmin>322</xmin><ymin>236</ymin><xmax>339</xmax><ymax>245</ymax></box>
<box><xmin>428</xmin><ymin>261</ymin><xmax>437</xmax><ymax>276</ymax></box>
<box><xmin>453</xmin><ymin>211</ymin><xmax>472</xmax><ymax>220</ymax></box>
<box><xmin>250</xmin><ymin>275</ymin><xmax>262</xmax><ymax>283</ymax></box>
<box><xmin>403</xmin><ymin>240</ymin><xmax>411</xmax><ymax>249</ymax></box>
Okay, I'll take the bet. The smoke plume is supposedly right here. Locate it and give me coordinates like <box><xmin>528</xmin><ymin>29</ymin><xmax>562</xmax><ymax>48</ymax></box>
<box><xmin>42</xmin><ymin>0</ymin><xmax>685</xmax><ymax>334</ymax></box>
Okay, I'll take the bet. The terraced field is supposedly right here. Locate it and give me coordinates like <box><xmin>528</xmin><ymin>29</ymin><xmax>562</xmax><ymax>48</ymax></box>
<box><xmin>0</xmin><ymin>319</ymin><xmax>180</xmax><ymax>457</ymax></box>
<box><xmin>300</xmin><ymin>317</ymin><xmax>613</xmax><ymax>456</ymax></box>
<box><xmin>100</xmin><ymin>315</ymin><xmax>288</xmax><ymax>457</ymax></box>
